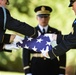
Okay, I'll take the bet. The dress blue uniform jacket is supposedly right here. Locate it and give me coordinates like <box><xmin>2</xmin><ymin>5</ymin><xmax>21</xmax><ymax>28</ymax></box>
<box><xmin>23</xmin><ymin>26</ymin><xmax>66</xmax><ymax>75</ymax></box>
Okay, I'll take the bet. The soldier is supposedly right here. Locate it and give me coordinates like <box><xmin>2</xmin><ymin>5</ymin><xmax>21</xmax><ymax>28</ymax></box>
<box><xmin>0</xmin><ymin>0</ymin><xmax>16</xmax><ymax>52</ymax></box>
<box><xmin>0</xmin><ymin>0</ymin><xmax>38</xmax><ymax>51</ymax></box>
<box><xmin>46</xmin><ymin>0</ymin><xmax>76</xmax><ymax>59</ymax></box>
<box><xmin>22</xmin><ymin>6</ymin><xmax>66</xmax><ymax>75</ymax></box>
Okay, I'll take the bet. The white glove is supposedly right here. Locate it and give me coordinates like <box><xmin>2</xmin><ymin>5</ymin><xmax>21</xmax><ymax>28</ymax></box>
<box><xmin>51</xmin><ymin>40</ymin><xmax>57</xmax><ymax>48</ymax></box>
<box><xmin>13</xmin><ymin>35</ymin><xmax>24</xmax><ymax>43</ymax></box>
<box><xmin>44</xmin><ymin>33</ymin><xmax>57</xmax><ymax>47</ymax></box>
<box><xmin>4</xmin><ymin>43</ymin><xmax>19</xmax><ymax>50</ymax></box>
<box><xmin>26</xmin><ymin>73</ymin><xmax>32</xmax><ymax>75</ymax></box>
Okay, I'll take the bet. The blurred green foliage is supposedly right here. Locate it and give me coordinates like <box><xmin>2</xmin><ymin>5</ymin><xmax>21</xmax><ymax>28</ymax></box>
<box><xmin>0</xmin><ymin>0</ymin><xmax>76</xmax><ymax>74</ymax></box>
<box><xmin>0</xmin><ymin>71</ymin><xmax>24</xmax><ymax>75</ymax></box>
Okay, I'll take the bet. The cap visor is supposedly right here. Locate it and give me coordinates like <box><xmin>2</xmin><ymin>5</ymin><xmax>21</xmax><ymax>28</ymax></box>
<box><xmin>68</xmin><ymin>3</ymin><xmax>72</xmax><ymax>7</ymax></box>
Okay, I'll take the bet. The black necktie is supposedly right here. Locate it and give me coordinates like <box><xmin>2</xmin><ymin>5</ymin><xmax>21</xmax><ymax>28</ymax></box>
<box><xmin>42</xmin><ymin>28</ymin><xmax>45</xmax><ymax>34</ymax></box>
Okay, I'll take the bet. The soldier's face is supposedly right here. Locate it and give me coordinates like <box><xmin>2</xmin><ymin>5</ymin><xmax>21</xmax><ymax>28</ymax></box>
<box><xmin>0</xmin><ymin>0</ymin><xmax>7</xmax><ymax>7</ymax></box>
<box><xmin>72</xmin><ymin>1</ymin><xmax>76</xmax><ymax>15</ymax></box>
<box><xmin>36</xmin><ymin>15</ymin><xmax>50</xmax><ymax>27</ymax></box>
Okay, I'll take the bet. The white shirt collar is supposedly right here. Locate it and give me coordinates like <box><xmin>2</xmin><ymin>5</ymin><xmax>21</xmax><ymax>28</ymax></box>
<box><xmin>38</xmin><ymin>24</ymin><xmax>48</xmax><ymax>33</ymax></box>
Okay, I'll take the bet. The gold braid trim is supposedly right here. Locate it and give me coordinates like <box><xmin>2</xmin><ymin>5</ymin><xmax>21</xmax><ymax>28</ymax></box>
<box><xmin>30</xmin><ymin>28</ymin><xmax>36</xmax><ymax>37</ymax></box>
<box><xmin>52</xmin><ymin>48</ymin><xmax>57</xmax><ymax>58</ymax></box>
<box><xmin>59</xmin><ymin>66</ymin><xmax>65</xmax><ymax>70</ymax></box>
<box><xmin>23</xmin><ymin>66</ymin><xmax>30</xmax><ymax>70</ymax></box>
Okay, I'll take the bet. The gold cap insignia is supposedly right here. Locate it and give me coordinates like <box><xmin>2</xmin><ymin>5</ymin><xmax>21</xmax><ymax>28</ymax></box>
<box><xmin>41</xmin><ymin>6</ymin><xmax>45</xmax><ymax>11</ymax></box>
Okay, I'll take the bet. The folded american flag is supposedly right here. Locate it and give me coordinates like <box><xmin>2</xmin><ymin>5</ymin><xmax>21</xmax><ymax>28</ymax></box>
<box><xmin>16</xmin><ymin>34</ymin><xmax>57</xmax><ymax>53</ymax></box>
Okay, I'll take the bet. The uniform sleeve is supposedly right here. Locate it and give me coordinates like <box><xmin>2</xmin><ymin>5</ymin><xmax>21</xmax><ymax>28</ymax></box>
<box><xmin>59</xmin><ymin>54</ymin><xmax>66</xmax><ymax>74</ymax></box>
<box><xmin>6</xmin><ymin>17</ymin><xmax>38</xmax><ymax>38</ymax></box>
<box><xmin>0</xmin><ymin>7</ymin><xmax>38</xmax><ymax>38</ymax></box>
<box><xmin>3</xmin><ymin>34</ymin><xmax>11</xmax><ymax>44</ymax></box>
<box><xmin>0</xmin><ymin>30</ymin><xmax>4</xmax><ymax>43</ymax></box>
<box><xmin>0</xmin><ymin>8</ymin><xmax>4</xmax><ymax>29</ymax></box>
<box><xmin>0</xmin><ymin>43</ymin><xmax>4</xmax><ymax>52</ymax></box>
<box><xmin>48</xmin><ymin>32</ymin><xmax>76</xmax><ymax>59</ymax></box>
<box><xmin>22</xmin><ymin>48</ymin><xmax>31</xmax><ymax>74</ymax></box>
<box><xmin>0</xmin><ymin>30</ymin><xmax>11</xmax><ymax>43</ymax></box>
<box><xmin>57</xmin><ymin>34</ymin><xmax>66</xmax><ymax>74</ymax></box>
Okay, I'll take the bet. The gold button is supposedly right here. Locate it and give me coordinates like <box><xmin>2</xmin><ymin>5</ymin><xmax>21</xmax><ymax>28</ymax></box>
<box><xmin>44</xmin><ymin>58</ymin><xmax>46</xmax><ymax>60</ymax></box>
